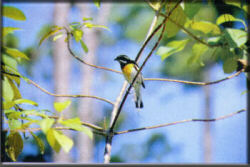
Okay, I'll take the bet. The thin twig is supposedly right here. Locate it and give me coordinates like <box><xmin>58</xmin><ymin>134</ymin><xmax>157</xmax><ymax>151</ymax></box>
<box><xmin>159</xmin><ymin>12</ymin><xmax>222</xmax><ymax>48</ymax></box>
<box><xmin>3</xmin><ymin>127</ymin><xmax>106</xmax><ymax>136</ymax></box>
<box><xmin>48</xmin><ymin>115</ymin><xmax>104</xmax><ymax>132</ymax></box>
<box><xmin>27</xmin><ymin>79</ymin><xmax>114</xmax><ymax>105</ymax></box>
<box><xmin>64</xmin><ymin>28</ymin><xmax>121</xmax><ymax>74</ymax></box>
<box><xmin>114</xmin><ymin>109</ymin><xmax>246</xmax><ymax>135</ymax></box>
<box><xmin>144</xmin><ymin>69</ymin><xmax>244</xmax><ymax>85</ymax></box>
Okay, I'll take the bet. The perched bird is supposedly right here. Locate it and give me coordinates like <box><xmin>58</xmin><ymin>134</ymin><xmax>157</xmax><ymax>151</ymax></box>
<box><xmin>114</xmin><ymin>55</ymin><xmax>145</xmax><ymax>108</ymax></box>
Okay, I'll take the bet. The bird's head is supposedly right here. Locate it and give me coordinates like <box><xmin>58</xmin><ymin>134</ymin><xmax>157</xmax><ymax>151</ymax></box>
<box><xmin>114</xmin><ymin>55</ymin><xmax>133</xmax><ymax>65</ymax></box>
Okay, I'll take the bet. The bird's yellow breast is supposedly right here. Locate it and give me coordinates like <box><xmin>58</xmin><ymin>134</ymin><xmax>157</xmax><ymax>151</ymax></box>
<box><xmin>122</xmin><ymin>63</ymin><xmax>134</xmax><ymax>82</ymax></box>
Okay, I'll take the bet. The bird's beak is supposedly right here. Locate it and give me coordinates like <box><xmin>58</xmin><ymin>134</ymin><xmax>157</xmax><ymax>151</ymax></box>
<box><xmin>114</xmin><ymin>57</ymin><xmax>118</xmax><ymax>61</ymax></box>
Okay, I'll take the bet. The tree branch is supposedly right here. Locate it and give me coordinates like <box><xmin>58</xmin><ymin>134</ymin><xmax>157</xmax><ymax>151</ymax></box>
<box><xmin>27</xmin><ymin>79</ymin><xmax>114</xmax><ymax>105</ymax></box>
<box><xmin>158</xmin><ymin>12</ymin><xmax>222</xmax><ymax>48</ymax></box>
<box><xmin>64</xmin><ymin>28</ymin><xmax>121</xmax><ymax>74</ymax></box>
<box><xmin>144</xmin><ymin>69</ymin><xmax>244</xmax><ymax>85</ymax></box>
<box><xmin>114</xmin><ymin>109</ymin><xmax>246</xmax><ymax>135</ymax></box>
<box><xmin>103</xmin><ymin>0</ymin><xmax>182</xmax><ymax>163</ymax></box>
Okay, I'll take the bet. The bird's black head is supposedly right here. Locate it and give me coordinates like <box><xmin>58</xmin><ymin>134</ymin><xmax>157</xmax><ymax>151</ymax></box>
<box><xmin>114</xmin><ymin>55</ymin><xmax>134</xmax><ymax>66</ymax></box>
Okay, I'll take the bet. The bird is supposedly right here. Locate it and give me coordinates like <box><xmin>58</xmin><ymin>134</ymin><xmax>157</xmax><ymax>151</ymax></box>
<box><xmin>114</xmin><ymin>55</ymin><xmax>145</xmax><ymax>108</ymax></box>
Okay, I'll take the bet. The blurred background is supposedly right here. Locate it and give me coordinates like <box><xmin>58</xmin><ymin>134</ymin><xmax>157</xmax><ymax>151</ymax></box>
<box><xmin>2</xmin><ymin>1</ymin><xmax>246</xmax><ymax>163</ymax></box>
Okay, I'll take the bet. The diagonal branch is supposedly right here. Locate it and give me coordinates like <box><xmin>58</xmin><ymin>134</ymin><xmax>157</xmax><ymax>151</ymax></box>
<box><xmin>114</xmin><ymin>109</ymin><xmax>246</xmax><ymax>135</ymax></box>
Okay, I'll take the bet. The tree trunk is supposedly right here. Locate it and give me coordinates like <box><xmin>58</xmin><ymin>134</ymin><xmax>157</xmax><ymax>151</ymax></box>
<box><xmin>75</xmin><ymin>2</ymin><xmax>111</xmax><ymax>163</ymax></box>
<box><xmin>52</xmin><ymin>2</ymin><xmax>72</xmax><ymax>163</ymax></box>
<box><xmin>203</xmin><ymin>69</ymin><xmax>212</xmax><ymax>163</ymax></box>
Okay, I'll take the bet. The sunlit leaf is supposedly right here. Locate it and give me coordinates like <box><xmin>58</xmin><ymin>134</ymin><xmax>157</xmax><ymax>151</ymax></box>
<box><xmin>188</xmin><ymin>43</ymin><xmax>208</xmax><ymax>65</ymax></box>
<box><xmin>39</xmin><ymin>118</ymin><xmax>55</xmax><ymax>134</ymax></box>
<box><xmin>224</xmin><ymin>28</ymin><xmax>247</xmax><ymax>48</ymax></box>
<box><xmin>30</xmin><ymin>132</ymin><xmax>45</xmax><ymax>154</ymax></box>
<box><xmin>21</xmin><ymin>110</ymin><xmax>48</xmax><ymax>118</ymax></box>
<box><xmin>148</xmin><ymin>0</ymin><xmax>162</xmax><ymax>11</ymax></box>
<box><xmin>2</xmin><ymin>54</ymin><xmax>18</xmax><ymax>70</ymax></box>
<box><xmin>3</xmin><ymin>6</ymin><xmax>26</xmax><ymax>21</ymax></box>
<box><xmin>39</xmin><ymin>26</ymin><xmax>63</xmax><ymax>46</ymax></box>
<box><xmin>3</xmin><ymin>27</ymin><xmax>21</xmax><ymax>37</ymax></box>
<box><xmin>46</xmin><ymin>129</ymin><xmax>61</xmax><ymax>153</ymax></box>
<box><xmin>82</xmin><ymin>17</ymin><xmax>93</xmax><ymax>21</ymax></box>
<box><xmin>187</xmin><ymin>20</ymin><xmax>221</xmax><ymax>35</ymax></box>
<box><xmin>93</xmin><ymin>0</ymin><xmax>101</xmax><ymax>8</ymax></box>
<box><xmin>3</xmin><ymin>76</ymin><xmax>14</xmax><ymax>101</ymax></box>
<box><xmin>5</xmin><ymin>132</ymin><xmax>23</xmax><ymax>161</ymax></box>
<box><xmin>9</xmin><ymin>79</ymin><xmax>22</xmax><ymax>100</ymax></box>
<box><xmin>53</xmin><ymin>130</ymin><xmax>74</xmax><ymax>153</ymax></box>
<box><xmin>72</xmin><ymin>29</ymin><xmax>83</xmax><ymax>42</ymax></box>
<box><xmin>216</xmin><ymin>14</ymin><xmax>247</xmax><ymax>30</ymax></box>
<box><xmin>53</xmin><ymin>32</ymin><xmax>64</xmax><ymax>41</ymax></box>
<box><xmin>9</xmin><ymin>119</ymin><xmax>22</xmax><ymax>130</ymax></box>
<box><xmin>80</xmin><ymin>39</ymin><xmax>89</xmax><ymax>53</ymax></box>
<box><xmin>3</xmin><ymin>101</ymin><xmax>15</xmax><ymax>110</ymax></box>
<box><xmin>14</xmin><ymin>99</ymin><xmax>38</xmax><ymax>106</ymax></box>
<box><xmin>54</xmin><ymin>100</ymin><xmax>71</xmax><ymax>112</ymax></box>
<box><xmin>157</xmin><ymin>39</ymin><xmax>189</xmax><ymax>60</ymax></box>
<box><xmin>165</xmin><ymin>3</ymin><xmax>187</xmax><ymax>37</ymax></box>
<box><xmin>83</xmin><ymin>22</ymin><xmax>109</xmax><ymax>31</ymax></box>
<box><xmin>60</xmin><ymin>117</ymin><xmax>93</xmax><ymax>139</ymax></box>
<box><xmin>4</xmin><ymin>47</ymin><xmax>29</xmax><ymax>60</ymax></box>
<box><xmin>223</xmin><ymin>0</ymin><xmax>248</xmax><ymax>13</ymax></box>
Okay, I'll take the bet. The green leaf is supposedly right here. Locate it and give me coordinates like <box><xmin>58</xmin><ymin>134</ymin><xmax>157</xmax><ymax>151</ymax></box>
<box><xmin>14</xmin><ymin>99</ymin><xmax>38</xmax><ymax>106</ymax></box>
<box><xmin>60</xmin><ymin>117</ymin><xmax>93</xmax><ymax>139</ymax></box>
<box><xmin>53</xmin><ymin>130</ymin><xmax>74</xmax><ymax>153</ymax></box>
<box><xmin>9</xmin><ymin>119</ymin><xmax>22</xmax><ymax>130</ymax></box>
<box><xmin>184</xmin><ymin>0</ymin><xmax>202</xmax><ymax>19</ymax></box>
<box><xmin>83</xmin><ymin>22</ymin><xmax>110</xmax><ymax>31</ymax></box>
<box><xmin>39</xmin><ymin>118</ymin><xmax>55</xmax><ymax>134</ymax></box>
<box><xmin>53</xmin><ymin>32</ymin><xmax>64</xmax><ymax>41</ymax></box>
<box><xmin>3</xmin><ymin>6</ymin><xmax>26</xmax><ymax>21</ymax></box>
<box><xmin>165</xmin><ymin>4</ymin><xmax>187</xmax><ymax>37</ymax></box>
<box><xmin>148</xmin><ymin>0</ymin><xmax>162</xmax><ymax>11</ymax></box>
<box><xmin>72</xmin><ymin>29</ymin><xmax>83</xmax><ymax>42</ymax></box>
<box><xmin>30</xmin><ymin>132</ymin><xmax>45</xmax><ymax>154</ymax></box>
<box><xmin>2</xmin><ymin>54</ymin><xmax>18</xmax><ymax>70</ymax></box>
<box><xmin>216</xmin><ymin>14</ymin><xmax>247</xmax><ymax>30</ymax></box>
<box><xmin>187</xmin><ymin>20</ymin><xmax>221</xmax><ymax>35</ymax></box>
<box><xmin>80</xmin><ymin>39</ymin><xmax>89</xmax><ymax>53</ymax></box>
<box><xmin>8</xmin><ymin>79</ymin><xmax>22</xmax><ymax>100</ymax></box>
<box><xmin>224</xmin><ymin>28</ymin><xmax>247</xmax><ymax>48</ymax></box>
<box><xmin>4</xmin><ymin>47</ymin><xmax>29</xmax><ymax>60</ymax></box>
<box><xmin>3</xmin><ymin>76</ymin><xmax>14</xmax><ymax>101</ymax></box>
<box><xmin>54</xmin><ymin>100</ymin><xmax>71</xmax><ymax>112</ymax></box>
<box><xmin>3</xmin><ymin>101</ymin><xmax>15</xmax><ymax>110</ymax></box>
<box><xmin>157</xmin><ymin>39</ymin><xmax>189</xmax><ymax>60</ymax></box>
<box><xmin>93</xmin><ymin>0</ymin><xmax>101</xmax><ymax>8</ymax></box>
<box><xmin>223</xmin><ymin>0</ymin><xmax>248</xmax><ymax>13</ymax></box>
<box><xmin>21</xmin><ymin>110</ymin><xmax>48</xmax><ymax>118</ymax></box>
<box><xmin>46</xmin><ymin>129</ymin><xmax>61</xmax><ymax>153</ymax></box>
<box><xmin>5</xmin><ymin>132</ymin><xmax>23</xmax><ymax>161</ymax></box>
<box><xmin>39</xmin><ymin>26</ymin><xmax>63</xmax><ymax>46</ymax></box>
<box><xmin>82</xmin><ymin>17</ymin><xmax>93</xmax><ymax>21</ymax></box>
<box><xmin>3</xmin><ymin>27</ymin><xmax>21</xmax><ymax>37</ymax></box>
<box><xmin>188</xmin><ymin>43</ymin><xmax>208</xmax><ymax>65</ymax></box>
<box><xmin>223</xmin><ymin>57</ymin><xmax>238</xmax><ymax>74</ymax></box>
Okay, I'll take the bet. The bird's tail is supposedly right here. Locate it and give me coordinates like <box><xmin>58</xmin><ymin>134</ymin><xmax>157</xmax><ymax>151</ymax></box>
<box><xmin>134</xmin><ymin>86</ymin><xmax>143</xmax><ymax>108</ymax></box>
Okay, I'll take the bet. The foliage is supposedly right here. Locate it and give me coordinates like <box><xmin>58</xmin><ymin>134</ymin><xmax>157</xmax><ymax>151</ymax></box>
<box><xmin>2</xmin><ymin>6</ymin><xmax>102</xmax><ymax>162</ymax></box>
